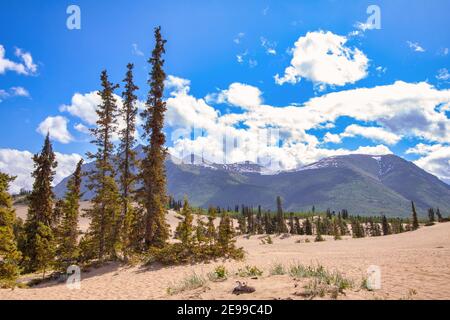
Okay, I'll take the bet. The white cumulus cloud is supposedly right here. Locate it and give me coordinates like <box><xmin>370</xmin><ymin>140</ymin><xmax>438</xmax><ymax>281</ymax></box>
<box><xmin>0</xmin><ymin>45</ymin><xmax>37</xmax><ymax>75</ymax></box>
<box><xmin>414</xmin><ymin>145</ymin><xmax>450</xmax><ymax>184</ymax></box>
<box><xmin>407</xmin><ymin>41</ymin><xmax>425</xmax><ymax>53</ymax></box>
<box><xmin>0</xmin><ymin>149</ymin><xmax>82</xmax><ymax>194</ymax></box>
<box><xmin>37</xmin><ymin>116</ymin><xmax>73</xmax><ymax>144</ymax></box>
<box><xmin>275</xmin><ymin>31</ymin><xmax>369</xmax><ymax>87</ymax></box>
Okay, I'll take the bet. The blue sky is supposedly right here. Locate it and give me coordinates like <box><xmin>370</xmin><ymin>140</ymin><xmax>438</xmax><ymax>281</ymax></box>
<box><xmin>0</xmin><ymin>0</ymin><xmax>449</xmax><ymax>192</ymax></box>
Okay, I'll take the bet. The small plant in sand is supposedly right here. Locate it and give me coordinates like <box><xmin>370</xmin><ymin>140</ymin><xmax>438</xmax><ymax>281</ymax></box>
<box><xmin>167</xmin><ymin>272</ymin><xmax>207</xmax><ymax>295</ymax></box>
<box><xmin>269</xmin><ymin>263</ymin><xmax>286</xmax><ymax>276</ymax></box>
<box><xmin>314</xmin><ymin>234</ymin><xmax>325</xmax><ymax>242</ymax></box>
<box><xmin>208</xmin><ymin>265</ymin><xmax>228</xmax><ymax>282</ymax></box>
<box><xmin>237</xmin><ymin>265</ymin><xmax>263</xmax><ymax>277</ymax></box>
<box><xmin>360</xmin><ymin>277</ymin><xmax>370</xmax><ymax>291</ymax></box>
<box><xmin>289</xmin><ymin>263</ymin><xmax>353</xmax><ymax>293</ymax></box>
<box><xmin>400</xmin><ymin>288</ymin><xmax>418</xmax><ymax>300</ymax></box>
<box><xmin>302</xmin><ymin>278</ymin><xmax>339</xmax><ymax>299</ymax></box>
<box><xmin>260</xmin><ymin>235</ymin><xmax>273</xmax><ymax>245</ymax></box>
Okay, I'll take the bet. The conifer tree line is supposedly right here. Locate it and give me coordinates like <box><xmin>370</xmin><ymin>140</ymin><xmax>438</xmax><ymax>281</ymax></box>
<box><xmin>194</xmin><ymin>197</ymin><xmax>443</xmax><ymax>241</ymax></box>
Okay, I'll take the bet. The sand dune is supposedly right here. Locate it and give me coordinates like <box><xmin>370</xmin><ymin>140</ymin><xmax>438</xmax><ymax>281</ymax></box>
<box><xmin>2</xmin><ymin>206</ymin><xmax>450</xmax><ymax>300</ymax></box>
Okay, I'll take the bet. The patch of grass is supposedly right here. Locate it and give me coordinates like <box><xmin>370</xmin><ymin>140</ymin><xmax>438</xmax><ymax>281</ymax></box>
<box><xmin>288</xmin><ymin>263</ymin><xmax>353</xmax><ymax>293</ymax></box>
<box><xmin>302</xmin><ymin>278</ymin><xmax>340</xmax><ymax>299</ymax></box>
<box><xmin>260</xmin><ymin>235</ymin><xmax>273</xmax><ymax>245</ymax></box>
<box><xmin>207</xmin><ymin>265</ymin><xmax>228</xmax><ymax>282</ymax></box>
<box><xmin>166</xmin><ymin>272</ymin><xmax>207</xmax><ymax>295</ymax></box>
<box><xmin>400</xmin><ymin>289</ymin><xmax>418</xmax><ymax>300</ymax></box>
<box><xmin>237</xmin><ymin>265</ymin><xmax>263</xmax><ymax>277</ymax></box>
<box><xmin>269</xmin><ymin>263</ymin><xmax>286</xmax><ymax>276</ymax></box>
<box><xmin>360</xmin><ymin>277</ymin><xmax>370</xmax><ymax>291</ymax></box>
<box><xmin>315</xmin><ymin>234</ymin><xmax>325</xmax><ymax>242</ymax></box>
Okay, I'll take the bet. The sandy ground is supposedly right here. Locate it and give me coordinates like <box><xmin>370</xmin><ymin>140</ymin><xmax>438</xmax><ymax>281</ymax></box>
<box><xmin>2</xmin><ymin>204</ymin><xmax>450</xmax><ymax>300</ymax></box>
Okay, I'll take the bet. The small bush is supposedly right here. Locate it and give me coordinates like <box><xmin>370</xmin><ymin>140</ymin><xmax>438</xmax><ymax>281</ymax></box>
<box><xmin>302</xmin><ymin>278</ymin><xmax>339</xmax><ymax>299</ymax></box>
<box><xmin>360</xmin><ymin>277</ymin><xmax>370</xmax><ymax>291</ymax></box>
<box><xmin>289</xmin><ymin>263</ymin><xmax>353</xmax><ymax>293</ymax></box>
<box><xmin>208</xmin><ymin>265</ymin><xmax>228</xmax><ymax>282</ymax></box>
<box><xmin>261</xmin><ymin>235</ymin><xmax>273</xmax><ymax>245</ymax></box>
<box><xmin>167</xmin><ymin>272</ymin><xmax>207</xmax><ymax>295</ymax></box>
<box><xmin>269</xmin><ymin>263</ymin><xmax>286</xmax><ymax>276</ymax></box>
<box><xmin>237</xmin><ymin>265</ymin><xmax>263</xmax><ymax>277</ymax></box>
<box><xmin>315</xmin><ymin>234</ymin><xmax>325</xmax><ymax>242</ymax></box>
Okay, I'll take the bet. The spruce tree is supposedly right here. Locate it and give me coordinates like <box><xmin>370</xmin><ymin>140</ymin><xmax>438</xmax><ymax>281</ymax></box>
<box><xmin>206</xmin><ymin>207</ymin><xmax>217</xmax><ymax>247</ymax></box>
<box><xmin>332</xmin><ymin>218</ymin><xmax>341</xmax><ymax>240</ymax></box>
<box><xmin>117</xmin><ymin>63</ymin><xmax>140</xmax><ymax>257</ymax></box>
<box><xmin>195</xmin><ymin>211</ymin><xmax>207</xmax><ymax>244</ymax></box>
<box><xmin>294</xmin><ymin>217</ymin><xmax>303</xmax><ymax>235</ymax></box>
<box><xmin>218</xmin><ymin>212</ymin><xmax>235</xmax><ymax>253</ymax></box>
<box><xmin>304</xmin><ymin>218</ymin><xmax>312</xmax><ymax>235</ymax></box>
<box><xmin>175</xmin><ymin>198</ymin><xmax>194</xmax><ymax>248</ymax></box>
<box><xmin>238</xmin><ymin>214</ymin><xmax>247</xmax><ymax>235</ymax></box>
<box><xmin>411</xmin><ymin>201</ymin><xmax>419</xmax><ymax>230</ymax></box>
<box><xmin>315</xmin><ymin>218</ymin><xmax>324</xmax><ymax>242</ymax></box>
<box><xmin>256</xmin><ymin>205</ymin><xmax>264</xmax><ymax>234</ymax></box>
<box><xmin>275</xmin><ymin>196</ymin><xmax>288</xmax><ymax>234</ymax></box>
<box><xmin>0</xmin><ymin>173</ymin><xmax>22</xmax><ymax>287</ymax></box>
<box><xmin>381</xmin><ymin>215</ymin><xmax>390</xmax><ymax>236</ymax></box>
<box><xmin>428</xmin><ymin>208</ymin><xmax>435</xmax><ymax>223</ymax></box>
<box><xmin>23</xmin><ymin>134</ymin><xmax>57</xmax><ymax>273</ymax></box>
<box><xmin>84</xmin><ymin>70</ymin><xmax>122</xmax><ymax>261</ymax></box>
<box><xmin>139</xmin><ymin>26</ymin><xmax>169</xmax><ymax>248</ymax></box>
<box><xmin>289</xmin><ymin>213</ymin><xmax>295</xmax><ymax>234</ymax></box>
<box><xmin>436</xmin><ymin>208</ymin><xmax>443</xmax><ymax>222</ymax></box>
<box><xmin>56</xmin><ymin>160</ymin><xmax>83</xmax><ymax>271</ymax></box>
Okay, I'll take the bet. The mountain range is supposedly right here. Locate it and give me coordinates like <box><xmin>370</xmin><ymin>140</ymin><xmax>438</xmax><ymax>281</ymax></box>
<box><xmin>54</xmin><ymin>147</ymin><xmax>450</xmax><ymax>217</ymax></box>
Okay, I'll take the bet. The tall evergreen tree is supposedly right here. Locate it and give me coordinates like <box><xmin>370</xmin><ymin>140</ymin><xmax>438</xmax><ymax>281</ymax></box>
<box><xmin>275</xmin><ymin>196</ymin><xmax>288</xmax><ymax>234</ymax></box>
<box><xmin>256</xmin><ymin>205</ymin><xmax>264</xmax><ymax>234</ymax></box>
<box><xmin>84</xmin><ymin>70</ymin><xmax>122</xmax><ymax>261</ymax></box>
<box><xmin>206</xmin><ymin>207</ymin><xmax>217</xmax><ymax>247</ymax></box>
<box><xmin>139</xmin><ymin>26</ymin><xmax>169</xmax><ymax>248</ymax></box>
<box><xmin>116</xmin><ymin>63</ymin><xmax>140</xmax><ymax>256</ymax></box>
<box><xmin>289</xmin><ymin>213</ymin><xmax>295</xmax><ymax>234</ymax></box>
<box><xmin>304</xmin><ymin>218</ymin><xmax>312</xmax><ymax>235</ymax></box>
<box><xmin>411</xmin><ymin>201</ymin><xmax>419</xmax><ymax>230</ymax></box>
<box><xmin>428</xmin><ymin>208</ymin><xmax>435</xmax><ymax>223</ymax></box>
<box><xmin>436</xmin><ymin>208</ymin><xmax>443</xmax><ymax>222</ymax></box>
<box><xmin>175</xmin><ymin>198</ymin><xmax>195</xmax><ymax>247</ymax></box>
<box><xmin>56</xmin><ymin>160</ymin><xmax>83</xmax><ymax>271</ymax></box>
<box><xmin>23</xmin><ymin>134</ymin><xmax>57</xmax><ymax>273</ymax></box>
<box><xmin>218</xmin><ymin>212</ymin><xmax>235</xmax><ymax>252</ymax></box>
<box><xmin>0</xmin><ymin>173</ymin><xmax>22</xmax><ymax>287</ymax></box>
<box><xmin>381</xmin><ymin>215</ymin><xmax>390</xmax><ymax>236</ymax></box>
<box><xmin>332</xmin><ymin>218</ymin><xmax>341</xmax><ymax>240</ymax></box>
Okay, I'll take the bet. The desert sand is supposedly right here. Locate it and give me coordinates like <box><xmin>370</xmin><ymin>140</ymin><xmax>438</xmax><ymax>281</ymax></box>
<box><xmin>2</xmin><ymin>203</ymin><xmax>449</xmax><ymax>300</ymax></box>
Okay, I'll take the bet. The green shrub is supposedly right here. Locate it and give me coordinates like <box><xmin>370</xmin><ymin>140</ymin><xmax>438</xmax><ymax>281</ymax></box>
<box><xmin>289</xmin><ymin>263</ymin><xmax>353</xmax><ymax>293</ymax></box>
<box><xmin>237</xmin><ymin>265</ymin><xmax>263</xmax><ymax>277</ymax></box>
<box><xmin>208</xmin><ymin>265</ymin><xmax>228</xmax><ymax>282</ymax></box>
<box><xmin>269</xmin><ymin>263</ymin><xmax>286</xmax><ymax>276</ymax></box>
<box><xmin>167</xmin><ymin>272</ymin><xmax>207</xmax><ymax>295</ymax></box>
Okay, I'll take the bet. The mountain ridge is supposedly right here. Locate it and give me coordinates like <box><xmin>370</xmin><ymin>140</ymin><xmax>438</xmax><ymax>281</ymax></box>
<box><xmin>53</xmin><ymin>150</ymin><xmax>450</xmax><ymax>217</ymax></box>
